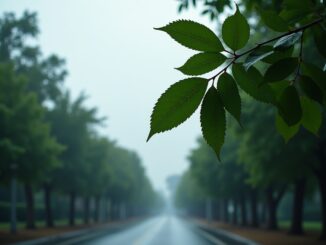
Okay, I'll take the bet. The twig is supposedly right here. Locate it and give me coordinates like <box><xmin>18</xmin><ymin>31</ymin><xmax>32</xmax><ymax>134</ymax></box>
<box><xmin>209</xmin><ymin>18</ymin><xmax>323</xmax><ymax>82</ymax></box>
<box><xmin>292</xmin><ymin>30</ymin><xmax>305</xmax><ymax>84</ymax></box>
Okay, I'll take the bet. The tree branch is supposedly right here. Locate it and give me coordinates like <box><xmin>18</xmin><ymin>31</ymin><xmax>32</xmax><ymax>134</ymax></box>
<box><xmin>209</xmin><ymin>18</ymin><xmax>324</xmax><ymax>83</ymax></box>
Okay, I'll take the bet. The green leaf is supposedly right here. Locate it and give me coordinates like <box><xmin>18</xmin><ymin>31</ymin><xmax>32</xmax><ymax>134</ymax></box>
<box><xmin>273</xmin><ymin>32</ymin><xmax>302</xmax><ymax>50</ymax></box>
<box><xmin>275</xmin><ymin>113</ymin><xmax>299</xmax><ymax>142</ymax></box>
<box><xmin>222</xmin><ymin>6</ymin><xmax>250</xmax><ymax>51</ymax></box>
<box><xmin>232</xmin><ymin>63</ymin><xmax>275</xmax><ymax>104</ymax></box>
<box><xmin>263</xmin><ymin>57</ymin><xmax>298</xmax><ymax>83</ymax></box>
<box><xmin>282</xmin><ymin>0</ymin><xmax>313</xmax><ymax>10</ymax></box>
<box><xmin>301</xmin><ymin>97</ymin><xmax>322</xmax><ymax>135</ymax></box>
<box><xmin>277</xmin><ymin>86</ymin><xmax>302</xmax><ymax>126</ymax></box>
<box><xmin>217</xmin><ymin>73</ymin><xmax>241</xmax><ymax>124</ymax></box>
<box><xmin>177</xmin><ymin>52</ymin><xmax>226</xmax><ymax>76</ymax></box>
<box><xmin>258</xmin><ymin>9</ymin><xmax>289</xmax><ymax>32</ymax></box>
<box><xmin>301</xmin><ymin>63</ymin><xmax>326</xmax><ymax>99</ymax></box>
<box><xmin>147</xmin><ymin>77</ymin><xmax>208</xmax><ymax>141</ymax></box>
<box><xmin>270</xmin><ymin>81</ymin><xmax>289</xmax><ymax>100</ymax></box>
<box><xmin>280</xmin><ymin>0</ymin><xmax>312</xmax><ymax>24</ymax></box>
<box><xmin>279</xmin><ymin>9</ymin><xmax>310</xmax><ymax>24</ymax></box>
<box><xmin>313</xmin><ymin>25</ymin><xmax>326</xmax><ymax>58</ymax></box>
<box><xmin>155</xmin><ymin>20</ymin><xmax>224</xmax><ymax>52</ymax></box>
<box><xmin>262</xmin><ymin>46</ymin><xmax>293</xmax><ymax>64</ymax></box>
<box><xmin>299</xmin><ymin>75</ymin><xmax>324</xmax><ymax>104</ymax></box>
<box><xmin>200</xmin><ymin>86</ymin><xmax>226</xmax><ymax>158</ymax></box>
<box><xmin>244</xmin><ymin>46</ymin><xmax>274</xmax><ymax>70</ymax></box>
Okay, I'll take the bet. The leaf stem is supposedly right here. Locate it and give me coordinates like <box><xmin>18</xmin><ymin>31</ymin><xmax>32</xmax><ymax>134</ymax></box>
<box><xmin>239</xmin><ymin>18</ymin><xmax>323</xmax><ymax>57</ymax></box>
<box><xmin>223</xmin><ymin>49</ymin><xmax>233</xmax><ymax>55</ymax></box>
<box><xmin>207</xmin><ymin>17</ymin><xmax>323</xmax><ymax>82</ymax></box>
<box><xmin>209</xmin><ymin>60</ymin><xmax>234</xmax><ymax>82</ymax></box>
<box><xmin>292</xmin><ymin>30</ymin><xmax>305</xmax><ymax>84</ymax></box>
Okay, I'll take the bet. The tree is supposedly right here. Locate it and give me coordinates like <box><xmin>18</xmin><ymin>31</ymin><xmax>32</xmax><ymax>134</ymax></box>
<box><xmin>0</xmin><ymin>64</ymin><xmax>63</xmax><ymax>229</ymax></box>
<box><xmin>81</xmin><ymin>134</ymin><xmax>112</xmax><ymax>223</ymax></box>
<box><xmin>312</xmin><ymin>114</ymin><xmax>326</xmax><ymax>239</ymax></box>
<box><xmin>0</xmin><ymin>11</ymin><xmax>68</xmax><ymax>229</ymax></box>
<box><xmin>175</xmin><ymin>170</ymin><xmax>206</xmax><ymax>218</ymax></box>
<box><xmin>46</xmin><ymin>92</ymin><xmax>103</xmax><ymax>226</ymax></box>
<box><xmin>0</xmin><ymin>11</ymin><xmax>66</xmax><ymax>103</ymax></box>
<box><xmin>236</xmin><ymin>96</ymin><xmax>320</xmax><ymax>232</ymax></box>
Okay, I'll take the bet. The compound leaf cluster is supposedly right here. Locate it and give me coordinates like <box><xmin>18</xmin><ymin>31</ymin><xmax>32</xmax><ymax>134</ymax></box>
<box><xmin>148</xmin><ymin>1</ymin><xmax>326</xmax><ymax>157</ymax></box>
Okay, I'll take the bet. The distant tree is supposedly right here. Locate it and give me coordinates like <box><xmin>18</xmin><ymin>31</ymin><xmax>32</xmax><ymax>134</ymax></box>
<box><xmin>46</xmin><ymin>92</ymin><xmax>103</xmax><ymax>226</ymax></box>
<box><xmin>236</xmin><ymin>97</ymin><xmax>319</xmax><ymax>232</ymax></box>
<box><xmin>0</xmin><ymin>64</ymin><xmax>63</xmax><ymax>229</ymax></box>
<box><xmin>175</xmin><ymin>170</ymin><xmax>206</xmax><ymax>217</ymax></box>
<box><xmin>0</xmin><ymin>11</ymin><xmax>67</xmax><ymax>103</ymax></box>
<box><xmin>0</xmin><ymin>11</ymin><xmax>68</xmax><ymax>229</ymax></box>
<box><xmin>80</xmin><ymin>135</ymin><xmax>112</xmax><ymax>223</ymax></box>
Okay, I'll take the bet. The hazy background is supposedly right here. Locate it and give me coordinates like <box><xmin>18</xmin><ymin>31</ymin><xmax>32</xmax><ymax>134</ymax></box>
<box><xmin>0</xmin><ymin>0</ymin><xmax>215</xmax><ymax>194</ymax></box>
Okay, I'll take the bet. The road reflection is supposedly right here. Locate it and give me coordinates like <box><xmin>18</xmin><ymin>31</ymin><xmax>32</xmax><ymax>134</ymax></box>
<box><xmin>79</xmin><ymin>215</ymin><xmax>212</xmax><ymax>245</ymax></box>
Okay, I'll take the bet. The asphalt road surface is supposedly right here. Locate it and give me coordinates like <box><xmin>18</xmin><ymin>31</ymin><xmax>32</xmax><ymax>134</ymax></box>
<box><xmin>70</xmin><ymin>215</ymin><xmax>218</xmax><ymax>245</ymax></box>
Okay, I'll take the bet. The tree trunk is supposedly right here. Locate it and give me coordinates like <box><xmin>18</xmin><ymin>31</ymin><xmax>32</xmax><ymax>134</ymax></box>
<box><xmin>111</xmin><ymin>202</ymin><xmax>117</xmax><ymax>220</ymax></box>
<box><xmin>44</xmin><ymin>184</ymin><xmax>54</xmax><ymax>228</ymax></box>
<box><xmin>266</xmin><ymin>189</ymin><xmax>278</xmax><ymax>230</ymax></box>
<box><xmin>250</xmin><ymin>189</ymin><xmax>259</xmax><ymax>227</ymax></box>
<box><xmin>232</xmin><ymin>198</ymin><xmax>238</xmax><ymax>225</ymax></box>
<box><xmin>10</xmin><ymin>175</ymin><xmax>17</xmax><ymax>234</ymax></box>
<box><xmin>94</xmin><ymin>196</ymin><xmax>100</xmax><ymax>222</ymax></box>
<box><xmin>261</xmin><ymin>201</ymin><xmax>267</xmax><ymax>225</ymax></box>
<box><xmin>205</xmin><ymin>198</ymin><xmax>212</xmax><ymax>222</ymax></box>
<box><xmin>314</xmin><ymin>140</ymin><xmax>326</xmax><ymax>240</ymax></box>
<box><xmin>239</xmin><ymin>193</ymin><xmax>247</xmax><ymax>226</ymax></box>
<box><xmin>83</xmin><ymin>197</ymin><xmax>90</xmax><ymax>224</ymax></box>
<box><xmin>107</xmin><ymin>199</ymin><xmax>111</xmax><ymax>221</ymax></box>
<box><xmin>222</xmin><ymin>198</ymin><xmax>229</xmax><ymax>223</ymax></box>
<box><xmin>24</xmin><ymin>183</ymin><xmax>36</xmax><ymax>229</ymax></box>
<box><xmin>214</xmin><ymin>199</ymin><xmax>221</xmax><ymax>221</ymax></box>
<box><xmin>289</xmin><ymin>178</ymin><xmax>306</xmax><ymax>235</ymax></box>
<box><xmin>69</xmin><ymin>191</ymin><xmax>76</xmax><ymax>226</ymax></box>
<box><xmin>318</xmin><ymin>174</ymin><xmax>326</xmax><ymax>240</ymax></box>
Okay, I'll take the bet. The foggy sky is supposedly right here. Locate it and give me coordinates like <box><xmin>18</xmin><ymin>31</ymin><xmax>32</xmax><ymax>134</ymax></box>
<box><xmin>0</xmin><ymin>0</ymin><xmax>216</xmax><ymax>194</ymax></box>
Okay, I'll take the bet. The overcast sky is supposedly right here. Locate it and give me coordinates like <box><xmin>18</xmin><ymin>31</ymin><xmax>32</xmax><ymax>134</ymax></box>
<box><xmin>0</xmin><ymin>0</ymin><xmax>216</xmax><ymax>194</ymax></box>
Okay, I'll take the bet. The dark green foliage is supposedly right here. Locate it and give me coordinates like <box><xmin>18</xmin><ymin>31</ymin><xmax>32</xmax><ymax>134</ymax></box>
<box><xmin>275</xmin><ymin>113</ymin><xmax>299</xmax><ymax>142</ymax></box>
<box><xmin>200</xmin><ymin>87</ymin><xmax>225</xmax><ymax>158</ymax></box>
<box><xmin>177</xmin><ymin>52</ymin><xmax>226</xmax><ymax>75</ymax></box>
<box><xmin>0</xmin><ymin>64</ymin><xmax>63</xmax><ymax>184</ymax></box>
<box><xmin>277</xmin><ymin>86</ymin><xmax>302</xmax><ymax>126</ymax></box>
<box><xmin>155</xmin><ymin>20</ymin><xmax>224</xmax><ymax>52</ymax></box>
<box><xmin>0</xmin><ymin>11</ymin><xmax>66</xmax><ymax>103</ymax></box>
<box><xmin>301</xmin><ymin>63</ymin><xmax>326</xmax><ymax>100</ymax></box>
<box><xmin>313</xmin><ymin>25</ymin><xmax>326</xmax><ymax>58</ymax></box>
<box><xmin>244</xmin><ymin>46</ymin><xmax>273</xmax><ymax>70</ymax></box>
<box><xmin>263</xmin><ymin>58</ymin><xmax>298</xmax><ymax>83</ymax></box>
<box><xmin>170</xmin><ymin>0</ymin><xmax>326</xmax><ymax>238</ymax></box>
<box><xmin>299</xmin><ymin>76</ymin><xmax>324</xmax><ymax>104</ymax></box>
<box><xmin>301</xmin><ymin>97</ymin><xmax>322</xmax><ymax>135</ymax></box>
<box><xmin>149</xmin><ymin>0</ymin><xmax>326</xmax><ymax>156</ymax></box>
<box><xmin>262</xmin><ymin>46</ymin><xmax>293</xmax><ymax>64</ymax></box>
<box><xmin>222</xmin><ymin>6</ymin><xmax>250</xmax><ymax>51</ymax></box>
<box><xmin>258</xmin><ymin>9</ymin><xmax>289</xmax><ymax>32</ymax></box>
<box><xmin>217</xmin><ymin>73</ymin><xmax>241</xmax><ymax>124</ymax></box>
<box><xmin>148</xmin><ymin>78</ymin><xmax>208</xmax><ymax>141</ymax></box>
<box><xmin>232</xmin><ymin>64</ymin><xmax>275</xmax><ymax>104</ymax></box>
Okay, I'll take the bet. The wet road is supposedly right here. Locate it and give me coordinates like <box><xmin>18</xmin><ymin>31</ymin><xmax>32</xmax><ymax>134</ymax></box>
<box><xmin>75</xmin><ymin>216</ymin><xmax>215</xmax><ymax>245</ymax></box>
